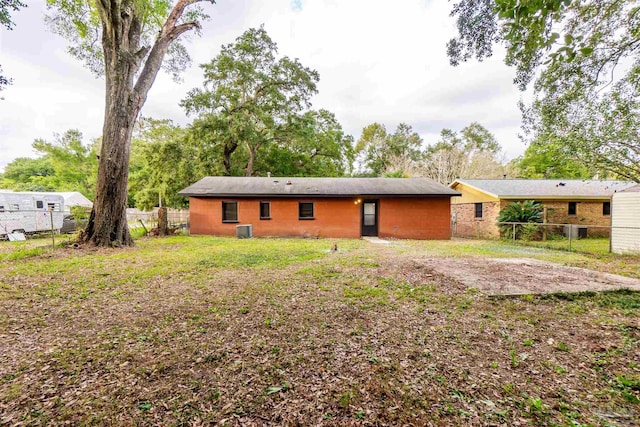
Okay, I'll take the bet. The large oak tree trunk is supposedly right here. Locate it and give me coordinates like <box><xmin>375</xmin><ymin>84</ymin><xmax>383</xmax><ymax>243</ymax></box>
<box><xmin>83</xmin><ymin>17</ymin><xmax>141</xmax><ymax>247</ymax></box>
<box><xmin>81</xmin><ymin>0</ymin><xmax>207</xmax><ymax>247</ymax></box>
<box><xmin>84</xmin><ymin>67</ymin><xmax>139</xmax><ymax>246</ymax></box>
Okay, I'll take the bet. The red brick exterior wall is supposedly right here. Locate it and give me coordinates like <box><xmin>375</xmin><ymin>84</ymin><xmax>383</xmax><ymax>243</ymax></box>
<box><xmin>188</xmin><ymin>196</ymin><xmax>452</xmax><ymax>239</ymax></box>
<box><xmin>379</xmin><ymin>197</ymin><xmax>452</xmax><ymax>240</ymax></box>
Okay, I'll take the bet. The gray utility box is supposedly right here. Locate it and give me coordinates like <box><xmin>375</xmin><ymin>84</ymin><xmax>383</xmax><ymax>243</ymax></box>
<box><xmin>236</xmin><ymin>224</ymin><xmax>253</xmax><ymax>239</ymax></box>
<box><xmin>563</xmin><ymin>225</ymin><xmax>588</xmax><ymax>239</ymax></box>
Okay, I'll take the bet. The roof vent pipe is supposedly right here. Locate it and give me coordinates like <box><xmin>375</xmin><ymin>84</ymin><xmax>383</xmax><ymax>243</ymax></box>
<box><xmin>286</xmin><ymin>180</ymin><xmax>292</xmax><ymax>185</ymax></box>
<box><xmin>503</xmin><ymin>174</ymin><xmax>507</xmax><ymax>179</ymax></box>
<box><xmin>267</xmin><ymin>172</ymin><xmax>271</xmax><ymax>178</ymax></box>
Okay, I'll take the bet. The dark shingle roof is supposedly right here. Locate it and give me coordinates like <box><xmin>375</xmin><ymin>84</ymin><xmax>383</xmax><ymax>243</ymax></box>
<box><xmin>451</xmin><ymin>179</ymin><xmax>636</xmax><ymax>199</ymax></box>
<box><xmin>179</xmin><ymin>177</ymin><xmax>460</xmax><ymax>198</ymax></box>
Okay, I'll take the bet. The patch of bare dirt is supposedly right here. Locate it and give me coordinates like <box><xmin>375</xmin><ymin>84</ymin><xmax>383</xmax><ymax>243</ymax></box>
<box><xmin>418</xmin><ymin>257</ymin><xmax>640</xmax><ymax>295</ymax></box>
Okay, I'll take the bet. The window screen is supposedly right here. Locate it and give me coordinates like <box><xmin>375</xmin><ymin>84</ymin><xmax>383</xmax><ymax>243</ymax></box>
<box><xmin>260</xmin><ymin>201</ymin><xmax>271</xmax><ymax>219</ymax></box>
<box><xmin>222</xmin><ymin>201</ymin><xmax>238</xmax><ymax>222</ymax></box>
<box><xmin>568</xmin><ymin>202</ymin><xmax>577</xmax><ymax>216</ymax></box>
<box><xmin>474</xmin><ymin>203</ymin><xmax>483</xmax><ymax>218</ymax></box>
<box><xmin>603</xmin><ymin>202</ymin><xmax>611</xmax><ymax>216</ymax></box>
<box><xmin>299</xmin><ymin>202</ymin><xmax>314</xmax><ymax>219</ymax></box>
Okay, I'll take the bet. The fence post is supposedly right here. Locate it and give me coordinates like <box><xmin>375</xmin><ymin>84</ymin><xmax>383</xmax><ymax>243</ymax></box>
<box><xmin>568</xmin><ymin>227</ymin><xmax>572</xmax><ymax>252</ymax></box>
<box><xmin>512</xmin><ymin>223</ymin><xmax>516</xmax><ymax>241</ymax></box>
<box><xmin>49</xmin><ymin>208</ymin><xmax>55</xmax><ymax>249</ymax></box>
<box><xmin>138</xmin><ymin>219</ymin><xmax>148</xmax><ymax>235</ymax></box>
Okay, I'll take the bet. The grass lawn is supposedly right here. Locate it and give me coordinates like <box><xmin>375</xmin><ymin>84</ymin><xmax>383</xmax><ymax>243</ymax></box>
<box><xmin>513</xmin><ymin>237</ymin><xmax>611</xmax><ymax>255</ymax></box>
<box><xmin>1</xmin><ymin>236</ymin><xmax>639</xmax><ymax>425</ymax></box>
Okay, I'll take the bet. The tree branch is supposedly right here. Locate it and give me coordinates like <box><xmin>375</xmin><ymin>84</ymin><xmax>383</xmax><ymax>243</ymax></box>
<box><xmin>133</xmin><ymin>46</ymin><xmax>151</xmax><ymax>68</ymax></box>
<box><xmin>133</xmin><ymin>0</ymin><xmax>213</xmax><ymax>109</ymax></box>
<box><xmin>94</xmin><ymin>0</ymin><xmax>112</xmax><ymax>46</ymax></box>
<box><xmin>167</xmin><ymin>21</ymin><xmax>201</xmax><ymax>41</ymax></box>
<box><xmin>162</xmin><ymin>0</ymin><xmax>200</xmax><ymax>36</ymax></box>
<box><xmin>109</xmin><ymin>0</ymin><xmax>121</xmax><ymax>47</ymax></box>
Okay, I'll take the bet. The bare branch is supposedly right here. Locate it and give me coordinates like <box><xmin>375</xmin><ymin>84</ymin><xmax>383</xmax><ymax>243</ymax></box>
<box><xmin>133</xmin><ymin>46</ymin><xmax>151</xmax><ymax>68</ymax></box>
<box><xmin>132</xmin><ymin>0</ymin><xmax>213</xmax><ymax>107</ymax></box>
<box><xmin>167</xmin><ymin>21</ymin><xmax>201</xmax><ymax>41</ymax></box>
<box><xmin>133</xmin><ymin>23</ymin><xmax>199</xmax><ymax>100</ymax></box>
<box><xmin>160</xmin><ymin>0</ymin><xmax>201</xmax><ymax>38</ymax></box>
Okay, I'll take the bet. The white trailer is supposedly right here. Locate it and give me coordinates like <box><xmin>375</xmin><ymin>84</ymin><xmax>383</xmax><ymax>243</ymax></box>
<box><xmin>0</xmin><ymin>192</ymin><xmax>65</xmax><ymax>237</ymax></box>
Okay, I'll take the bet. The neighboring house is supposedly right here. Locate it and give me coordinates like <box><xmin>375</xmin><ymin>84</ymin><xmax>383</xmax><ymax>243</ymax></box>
<box><xmin>179</xmin><ymin>177</ymin><xmax>460</xmax><ymax>239</ymax></box>
<box><xmin>611</xmin><ymin>184</ymin><xmax>640</xmax><ymax>254</ymax></box>
<box><xmin>449</xmin><ymin>179</ymin><xmax>636</xmax><ymax>238</ymax></box>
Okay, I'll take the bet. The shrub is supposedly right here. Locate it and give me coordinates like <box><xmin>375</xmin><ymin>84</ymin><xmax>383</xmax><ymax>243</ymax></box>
<box><xmin>497</xmin><ymin>201</ymin><xmax>543</xmax><ymax>240</ymax></box>
<box><xmin>70</xmin><ymin>205</ymin><xmax>90</xmax><ymax>221</ymax></box>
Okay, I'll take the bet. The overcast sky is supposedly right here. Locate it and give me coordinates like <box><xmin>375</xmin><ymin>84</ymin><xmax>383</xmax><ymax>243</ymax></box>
<box><xmin>0</xmin><ymin>0</ymin><xmax>527</xmax><ymax>172</ymax></box>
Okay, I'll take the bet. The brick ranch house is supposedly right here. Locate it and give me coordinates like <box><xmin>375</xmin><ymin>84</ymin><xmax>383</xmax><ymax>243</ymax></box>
<box><xmin>179</xmin><ymin>177</ymin><xmax>460</xmax><ymax>239</ymax></box>
<box><xmin>449</xmin><ymin>179</ymin><xmax>636</xmax><ymax>238</ymax></box>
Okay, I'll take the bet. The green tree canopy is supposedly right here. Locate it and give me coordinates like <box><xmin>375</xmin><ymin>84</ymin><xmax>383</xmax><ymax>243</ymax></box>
<box><xmin>256</xmin><ymin>109</ymin><xmax>355</xmax><ymax>177</ymax></box>
<box><xmin>0</xmin><ymin>130</ymin><xmax>98</xmax><ymax>197</ymax></box>
<box><xmin>515</xmin><ymin>136</ymin><xmax>594</xmax><ymax>179</ymax></box>
<box><xmin>0</xmin><ymin>157</ymin><xmax>55</xmax><ymax>192</ymax></box>
<box><xmin>447</xmin><ymin>0</ymin><xmax>640</xmax><ymax>181</ymax></box>
<box><xmin>0</xmin><ymin>0</ymin><xmax>26</xmax><ymax>93</ymax></box>
<box><xmin>355</xmin><ymin>122</ymin><xmax>422</xmax><ymax>176</ymax></box>
<box><xmin>33</xmin><ymin>129</ymin><xmax>99</xmax><ymax>197</ymax></box>
<box><xmin>0</xmin><ymin>0</ymin><xmax>25</xmax><ymax>29</ymax></box>
<box><xmin>129</xmin><ymin>118</ymin><xmax>196</xmax><ymax>210</ymax></box>
<box><xmin>421</xmin><ymin>122</ymin><xmax>504</xmax><ymax>184</ymax></box>
<box><xmin>182</xmin><ymin>27</ymin><xmax>351</xmax><ymax>178</ymax></box>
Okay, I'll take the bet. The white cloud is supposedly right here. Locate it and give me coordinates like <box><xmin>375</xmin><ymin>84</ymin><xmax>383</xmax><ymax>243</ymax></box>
<box><xmin>0</xmin><ymin>0</ymin><xmax>528</xmax><ymax>171</ymax></box>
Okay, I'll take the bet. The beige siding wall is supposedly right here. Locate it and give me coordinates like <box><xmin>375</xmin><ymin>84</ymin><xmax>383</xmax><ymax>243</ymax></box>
<box><xmin>450</xmin><ymin>183</ymin><xmax>499</xmax><ymax>204</ymax></box>
<box><xmin>612</xmin><ymin>193</ymin><xmax>640</xmax><ymax>254</ymax></box>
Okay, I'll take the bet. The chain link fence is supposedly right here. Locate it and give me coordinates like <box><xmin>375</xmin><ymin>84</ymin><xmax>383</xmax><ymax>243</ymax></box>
<box><xmin>452</xmin><ymin>220</ymin><xmax>640</xmax><ymax>255</ymax></box>
<box><xmin>1</xmin><ymin>208</ymin><xmax>189</xmax><ymax>241</ymax></box>
<box><xmin>0</xmin><ymin>209</ymin><xmax>66</xmax><ymax>237</ymax></box>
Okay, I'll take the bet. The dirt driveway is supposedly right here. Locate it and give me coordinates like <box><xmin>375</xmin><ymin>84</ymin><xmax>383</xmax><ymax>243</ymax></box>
<box><xmin>418</xmin><ymin>257</ymin><xmax>640</xmax><ymax>295</ymax></box>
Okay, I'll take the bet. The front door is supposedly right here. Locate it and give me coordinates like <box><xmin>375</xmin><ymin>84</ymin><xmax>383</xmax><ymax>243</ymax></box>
<box><xmin>361</xmin><ymin>200</ymin><xmax>378</xmax><ymax>236</ymax></box>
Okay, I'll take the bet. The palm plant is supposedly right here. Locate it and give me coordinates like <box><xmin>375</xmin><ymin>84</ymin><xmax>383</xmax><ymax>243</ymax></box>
<box><xmin>497</xmin><ymin>200</ymin><xmax>543</xmax><ymax>240</ymax></box>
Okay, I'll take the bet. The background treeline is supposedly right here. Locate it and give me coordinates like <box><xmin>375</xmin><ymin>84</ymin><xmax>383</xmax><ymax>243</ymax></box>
<box><xmin>0</xmin><ymin>116</ymin><xmax>604</xmax><ymax>211</ymax></box>
<box><xmin>0</xmin><ymin>26</ymin><xmax>622</xmax><ymax>210</ymax></box>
